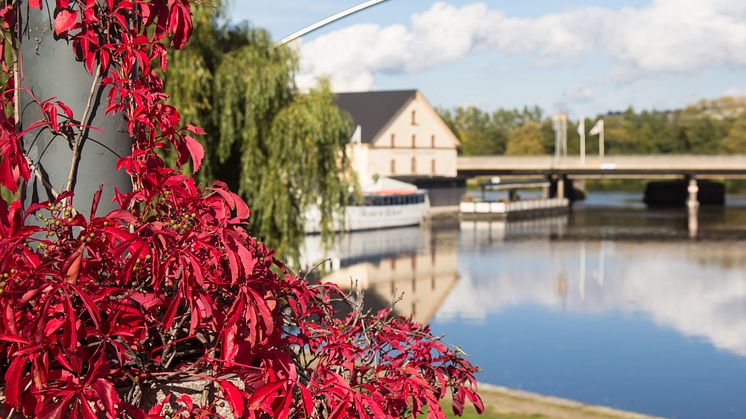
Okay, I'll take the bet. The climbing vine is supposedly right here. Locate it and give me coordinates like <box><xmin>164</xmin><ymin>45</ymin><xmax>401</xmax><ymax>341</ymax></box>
<box><xmin>0</xmin><ymin>0</ymin><xmax>483</xmax><ymax>417</ymax></box>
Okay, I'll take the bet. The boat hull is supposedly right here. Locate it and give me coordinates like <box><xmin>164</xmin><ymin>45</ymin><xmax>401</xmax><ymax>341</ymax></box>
<box><xmin>306</xmin><ymin>202</ymin><xmax>429</xmax><ymax>233</ymax></box>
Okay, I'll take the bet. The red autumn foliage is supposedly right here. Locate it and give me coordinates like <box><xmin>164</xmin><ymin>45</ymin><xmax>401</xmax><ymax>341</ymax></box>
<box><xmin>0</xmin><ymin>0</ymin><xmax>483</xmax><ymax>417</ymax></box>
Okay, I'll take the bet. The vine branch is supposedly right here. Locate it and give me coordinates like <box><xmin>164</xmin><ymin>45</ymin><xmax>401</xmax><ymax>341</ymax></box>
<box><xmin>64</xmin><ymin>63</ymin><xmax>102</xmax><ymax>193</ymax></box>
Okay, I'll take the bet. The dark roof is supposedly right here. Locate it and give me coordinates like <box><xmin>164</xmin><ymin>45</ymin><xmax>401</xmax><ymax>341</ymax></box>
<box><xmin>335</xmin><ymin>90</ymin><xmax>417</xmax><ymax>143</ymax></box>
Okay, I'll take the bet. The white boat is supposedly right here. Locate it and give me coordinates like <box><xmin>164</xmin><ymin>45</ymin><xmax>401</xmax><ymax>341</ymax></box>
<box><xmin>305</xmin><ymin>177</ymin><xmax>430</xmax><ymax>233</ymax></box>
<box><xmin>459</xmin><ymin>178</ymin><xmax>569</xmax><ymax>219</ymax></box>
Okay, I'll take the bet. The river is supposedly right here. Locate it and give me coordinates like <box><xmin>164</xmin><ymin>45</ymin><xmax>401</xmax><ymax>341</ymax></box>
<box><xmin>301</xmin><ymin>192</ymin><xmax>746</xmax><ymax>418</ymax></box>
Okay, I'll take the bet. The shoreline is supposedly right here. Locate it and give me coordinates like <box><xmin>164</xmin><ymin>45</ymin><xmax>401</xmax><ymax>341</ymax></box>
<box><xmin>458</xmin><ymin>383</ymin><xmax>661</xmax><ymax>419</ymax></box>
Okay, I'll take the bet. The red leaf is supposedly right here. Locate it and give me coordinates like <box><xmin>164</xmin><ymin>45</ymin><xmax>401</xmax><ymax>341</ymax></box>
<box><xmin>247</xmin><ymin>381</ymin><xmax>284</xmax><ymax>410</ymax></box>
<box><xmin>4</xmin><ymin>355</ymin><xmax>26</xmax><ymax>407</ymax></box>
<box><xmin>30</xmin><ymin>0</ymin><xmax>42</xmax><ymax>9</ymax></box>
<box><xmin>54</xmin><ymin>10</ymin><xmax>78</xmax><ymax>35</ymax></box>
<box><xmin>464</xmin><ymin>388</ymin><xmax>484</xmax><ymax>414</ymax></box>
<box><xmin>0</xmin><ymin>333</ymin><xmax>30</xmax><ymax>344</ymax></box>
<box><xmin>183</xmin><ymin>135</ymin><xmax>203</xmax><ymax>173</ymax></box>
<box><xmin>299</xmin><ymin>384</ymin><xmax>314</xmax><ymax>417</ymax></box>
<box><xmin>185</xmin><ymin>124</ymin><xmax>205</xmax><ymax>135</ymax></box>
<box><xmin>162</xmin><ymin>289</ymin><xmax>181</xmax><ymax>330</ymax></box>
<box><xmin>70</xmin><ymin>284</ymin><xmax>101</xmax><ymax>328</ymax></box>
<box><xmin>219</xmin><ymin>380</ymin><xmax>244</xmax><ymax>417</ymax></box>
<box><xmin>90</xmin><ymin>378</ymin><xmax>121</xmax><ymax>416</ymax></box>
<box><xmin>64</xmin><ymin>243</ymin><xmax>85</xmax><ymax>285</ymax></box>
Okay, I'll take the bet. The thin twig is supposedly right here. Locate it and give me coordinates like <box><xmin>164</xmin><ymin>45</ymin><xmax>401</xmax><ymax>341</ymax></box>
<box><xmin>64</xmin><ymin>64</ymin><xmax>102</xmax><ymax>192</ymax></box>
<box><xmin>25</xmin><ymin>156</ymin><xmax>60</xmax><ymax>199</ymax></box>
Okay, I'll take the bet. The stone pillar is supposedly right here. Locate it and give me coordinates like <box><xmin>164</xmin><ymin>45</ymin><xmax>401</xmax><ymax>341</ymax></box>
<box><xmin>19</xmin><ymin>4</ymin><xmax>132</xmax><ymax>218</ymax></box>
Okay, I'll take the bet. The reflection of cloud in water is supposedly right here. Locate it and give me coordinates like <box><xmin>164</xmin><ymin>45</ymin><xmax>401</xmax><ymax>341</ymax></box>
<box><xmin>436</xmin><ymin>236</ymin><xmax>746</xmax><ymax>357</ymax></box>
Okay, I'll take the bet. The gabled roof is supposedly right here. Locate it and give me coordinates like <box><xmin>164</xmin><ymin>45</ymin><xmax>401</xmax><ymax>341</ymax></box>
<box><xmin>335</xmin><ymin>90</ymin><xmax>417</xmax><ymax>143</ymax></box>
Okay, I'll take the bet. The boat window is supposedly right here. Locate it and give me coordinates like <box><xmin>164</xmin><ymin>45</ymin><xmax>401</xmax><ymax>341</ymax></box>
<box><xmin>411</xmin><ymin>156</ymin><xmax>417</xmax><ymax>174</ymax></box>
<box><xmin>390</xmin><ymin>159</ymin><xmax>396</xmax><ymax>175</ymax></box>
<box><xmin>390</xmin><ymin>133</ymin><xmax>395</xmax><ymax>147</ymax></box>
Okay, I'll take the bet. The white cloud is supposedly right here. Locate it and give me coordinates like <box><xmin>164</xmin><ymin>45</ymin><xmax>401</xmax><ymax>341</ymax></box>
<box><xmin>725</xmin><ymin>87</ymin><xmax>746</xmax><ymax>98</ymax></box>
<box><xmin>297</xmin><ymin>0</ymin><xmax>746</xmax><ymax>92</ymax></box>
<box><xmin>564</xmin><ymin>86</ymin><xmax>594</xmax><ymax>102</ymax></box>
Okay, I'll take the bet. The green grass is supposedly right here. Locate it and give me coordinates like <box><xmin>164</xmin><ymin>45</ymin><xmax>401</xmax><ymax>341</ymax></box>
<box><xmin>421</xmin><ymin>402</ymin><xmax>546</xmax><ymax>419</ymax></box>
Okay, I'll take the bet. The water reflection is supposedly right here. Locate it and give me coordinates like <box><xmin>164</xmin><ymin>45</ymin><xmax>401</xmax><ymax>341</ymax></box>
<box><xmin>440</xmin><ymin>236</ymin><xmax>746</xmax><ymax>358</ymax></box>
<box><xmin>301</xmin><ymin>195</ymin><xmax>746</xmax><ymax>418</ymax></box>
<box><xmin>301</xmin><ymin>226</ymin><xmax>458</xmax><ymax>324</ymax></box>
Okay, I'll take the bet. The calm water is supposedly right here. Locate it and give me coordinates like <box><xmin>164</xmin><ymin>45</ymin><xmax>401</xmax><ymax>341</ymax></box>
<box><xmin>301</xmin><ymin>192</ymin><xmax>746</xmax><ymax>419</ymax></box>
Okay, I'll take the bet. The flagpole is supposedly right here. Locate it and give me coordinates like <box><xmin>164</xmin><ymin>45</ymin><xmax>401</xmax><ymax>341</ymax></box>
<box><xmin>579</xmin><ymin>117</ymin><xmax>586</xmax><ymax>165</ymax></box>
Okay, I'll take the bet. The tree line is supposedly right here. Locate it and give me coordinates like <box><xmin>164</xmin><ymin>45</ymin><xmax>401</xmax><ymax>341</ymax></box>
<box><xmin>439</xmin><ymin>96</ymin><xmax>746</xmax><ymax>156</ymax></box>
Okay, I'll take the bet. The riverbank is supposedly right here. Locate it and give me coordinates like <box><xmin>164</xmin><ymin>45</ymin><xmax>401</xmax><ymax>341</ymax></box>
<box><xmin>447</xmin><ymin>384</ymin><xmax>660</xmax><ymax>419</ymax></box>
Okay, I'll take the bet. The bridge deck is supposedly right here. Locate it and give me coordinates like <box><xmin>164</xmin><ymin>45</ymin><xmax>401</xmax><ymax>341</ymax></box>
<box><xmin>458</xmin><ymin>155</ymin><xmax>746</xmax><ymax>177</ymax></box>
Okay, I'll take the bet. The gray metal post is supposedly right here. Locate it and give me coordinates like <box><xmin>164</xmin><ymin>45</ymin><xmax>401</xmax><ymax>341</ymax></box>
<box><xmin>20</xmin><ymin>4</ymin><xmax>132</xmax><ymax>218</ymax></box>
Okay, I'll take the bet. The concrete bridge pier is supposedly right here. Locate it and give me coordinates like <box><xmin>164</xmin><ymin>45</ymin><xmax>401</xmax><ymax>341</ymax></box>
<box><xmin>686</xmin><ymin>176</ymin><xmax>700</xmax><ymax>209</ymax></box>
<box><xmin>548</xmin><ymin>175</ymin><xmax>565</xmax><ymax>199</ymax></box>
<box><xmin>548</xmin><ymin>175</ymin><xmax>586</xmax><ymax>202</ymax></box>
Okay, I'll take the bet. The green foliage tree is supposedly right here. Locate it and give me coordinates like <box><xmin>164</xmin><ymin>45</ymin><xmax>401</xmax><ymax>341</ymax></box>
<box><xmin>721</xmin><ymin>116</ymin><xmax>746</xmax><ymax>153</ymax></box>
<box><xmin>440</xmin><ymin>95</ymin><xmax>746</xmax><ymax>157</ymax></box>
<box><xmin>505</xmin><ymin>122</ymin><xmax>545</xmax><ymax>155</ymax></box>
<box><xmin>165</xmin><ymin>3</ymin><xmax>353</xmax><ymax>258</ymax></box>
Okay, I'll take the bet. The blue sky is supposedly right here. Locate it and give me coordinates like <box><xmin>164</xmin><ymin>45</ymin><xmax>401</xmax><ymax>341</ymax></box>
<box><xmin>231</xmin><ymin>1</ymin><xmax>746</xmax><ymax>118</ymax></box>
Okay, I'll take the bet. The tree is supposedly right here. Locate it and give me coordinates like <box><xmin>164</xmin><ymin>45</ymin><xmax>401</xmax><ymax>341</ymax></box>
<box><xmin>165</xmin><ymin>3</ymin><xmax>353</xmax><ymax>257</ymax></box>
<box><xmin>721</xmin><ymin>116</ymin><xmax>746</xmax><ymax>153</ymax></box>
<box><xmin>440</xmin><ymin>106</ymin><xmax>506</xmax><ymax>155</ymax></box>
<box><xmin>505</xmin><ymin>122</ymin><xmax>545</xmax><ymax>155</ymax></box>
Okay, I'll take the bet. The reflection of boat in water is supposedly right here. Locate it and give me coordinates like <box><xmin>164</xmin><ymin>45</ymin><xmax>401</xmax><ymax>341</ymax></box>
<box><xmin>305</xmin><ymin>177</ymin><xmax>429</xmax><ymax>233</ymax></box>
<box><xmin>300</xmin><ymin>226</ymin><xmax>458</xmax><ymax>324</ymax></box>
<box><xmin>460</xmin><ymin>215</ymin><xmax>569</xmax><ymax>245</ymax></box>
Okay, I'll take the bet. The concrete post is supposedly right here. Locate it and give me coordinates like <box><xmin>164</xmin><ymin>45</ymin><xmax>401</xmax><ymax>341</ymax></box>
<box><xmin>686</xmin><ymin>177</ymin><xmax>699</xmax><ymax>238</ymax></box>
<box><xmin>686</xmin><ymin>177</ymin><xmax>699</xmax><ymax>209</ymax></box>
<box><xmin>557</xmin><ymin>176</ymin><xmax>565</xmax><ymax>200</ymax></box>
<box><xmin>20</xmin><ymin>5</ymin><xmax>132</xmax><ymax>218</ymax></box>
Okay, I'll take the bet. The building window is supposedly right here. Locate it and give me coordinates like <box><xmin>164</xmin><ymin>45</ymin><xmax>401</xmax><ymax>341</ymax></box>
<box><xmin>431</xmin><ymin>134</ymin><xmax>436</xmax><ymax>148</ymax></box>
<box><xmin>431</xmin><ymin>159</ymin><xmax>436</xmax><ymax>175</ymax></box>
<box><xmin>411</xmin><ymin>134</ymin><xmax>416</xmax><ymax>148</ymax></box>
<box><xmin>411</xmin><ymin>110</ymin><xmax>417</xmax><ymax>125</ymax></box>
<box><xmin>390</xmin><ymin>159</ymin><xmax>396</xmax><ymax>174</ymax></box>
<box><xmin>390</xmin><ymin>133</ymin><xmax>395</xmax><ymax>147</ymax></box>
<box><xmin>411</xmin><ymin>157</ymin><xmax>417</xmax><ymax>174</ymax></box>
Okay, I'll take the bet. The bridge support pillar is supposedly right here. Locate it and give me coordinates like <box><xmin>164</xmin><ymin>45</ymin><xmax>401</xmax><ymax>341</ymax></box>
<box><xmin>686</xmin><ymin>177</ymin><xmax>700</xmax><ymax>209</ymax></box>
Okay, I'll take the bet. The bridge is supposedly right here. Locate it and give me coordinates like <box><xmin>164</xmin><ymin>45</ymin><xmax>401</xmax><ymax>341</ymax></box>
<box><xmin>457</xmin><ymin>155</ymin><xmax>746</xmax><ymax>178</ymax></box>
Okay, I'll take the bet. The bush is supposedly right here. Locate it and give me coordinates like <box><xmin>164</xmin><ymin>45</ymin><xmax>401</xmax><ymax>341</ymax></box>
<box><xmin>0</xmin><ymin>0</ymin><xmax>482</xmax><ymax>417</ymax></box>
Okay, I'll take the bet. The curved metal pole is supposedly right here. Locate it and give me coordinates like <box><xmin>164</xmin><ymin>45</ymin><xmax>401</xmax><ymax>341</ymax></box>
<box><xmin>278</xmin><ymin>0</ymin><xmax>391</xmax><ymax>45</ymax></box>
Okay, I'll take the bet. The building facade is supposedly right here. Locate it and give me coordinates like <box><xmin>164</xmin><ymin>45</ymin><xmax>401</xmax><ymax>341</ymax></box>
<box><xmin>336</xmin><ymin>90</ymin><xmax>460</xmax><ymax>186</ymax></box>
